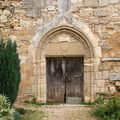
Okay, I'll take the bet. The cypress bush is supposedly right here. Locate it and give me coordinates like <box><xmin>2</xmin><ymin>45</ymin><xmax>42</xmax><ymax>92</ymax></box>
<box><xmin>0</xmin><ymin>38</ymin><xmax>21</xmax><ymax>105</ymax></box>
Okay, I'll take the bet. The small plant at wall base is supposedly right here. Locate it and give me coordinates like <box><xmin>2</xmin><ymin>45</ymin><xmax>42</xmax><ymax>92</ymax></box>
<box><xmin>93</xmin><ymin>96</ymin><xmax>120</xmax><ymax>120</ymax></box>
<box><xmin>0</xmin><ymin>94</ymin><xmax>15</xmax><ymax>120</ymax></box>
<box><xmin>0</xmin><ymin>38</ymin><xmax>21</xmax><ymax>105</ymax></box>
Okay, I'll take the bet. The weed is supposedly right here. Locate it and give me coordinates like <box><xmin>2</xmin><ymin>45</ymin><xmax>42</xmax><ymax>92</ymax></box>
<box><xmin>93</xmin><ymin>96</ymin><xmax>120</xmax><ymax>120</ymax></box>
<box><xmin>21</xmin><ymin>110</ymin><xmax>45</xmax><ymax>120</ymax></box>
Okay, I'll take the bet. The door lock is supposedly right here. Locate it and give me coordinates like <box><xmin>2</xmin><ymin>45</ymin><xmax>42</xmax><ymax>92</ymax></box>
<box><xmin>62</xmin><ymin>74</ymin><xmax>71</xmax><ymax>82</ymax></box>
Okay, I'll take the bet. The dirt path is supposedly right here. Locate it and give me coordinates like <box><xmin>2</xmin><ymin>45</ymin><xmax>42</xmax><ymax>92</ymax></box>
<box><xmin>17</xmin><ymin>104</ymin><xmax>97</xmax><ymax>120</ymax></box>
<box><xmin>41</xmin><ymin>105</ymin><xmax>97</xmax><ymax>120</ymax></box>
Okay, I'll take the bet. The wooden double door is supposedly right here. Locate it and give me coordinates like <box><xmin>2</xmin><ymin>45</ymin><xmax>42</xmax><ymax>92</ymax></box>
<box><xmin>46</xmin><ymin>57</ymin><xmax>84</xmax><ymax>104</ymax></box>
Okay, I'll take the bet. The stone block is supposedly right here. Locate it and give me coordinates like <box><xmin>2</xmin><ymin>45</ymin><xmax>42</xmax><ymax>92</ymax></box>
<box><xmin>102</xmin><ymin>62</ymin><xmax>112</xmax><ymax>70</ymax></box>
<box><xmin>109</xmin><ymin>73</ymin><xmax>120</xmax><ymax>80</ymax></box>
<box><xmin>58</xmin><ymin>35</ymin><xmax>70</xmax><ymax>42</ymax></box>
<box><xmin>71</xmin><ymin>0</ymin><xmax>78</xmax><ymax>4</ymax></box>
<box><xmin>115</xmin><ymin>81</ymin><xmax>120</xmax><ymax>86</ymax></box>
<box><xmin>117</xmin><ymin>62</ymin><xmax>120</xmax><ymax>67</ymax></box>
<box><xmin>22</xmin><ymin>0</ymin><xmax>33</xmax><ymax>9</ymax></box>
<box><xmin>0</xmin><ymin>10</ymin><xmax>2</xmax><ymax>15</ymax></box>
<box><xmin>40</xmin><ymin>83</ymin><xmax>46</xmax><ymax>98</ymax></box>
<box><xmin>89</xmin><ymin>17</ymin><xmax>99</xmax><ymax>24</ymax></box>
<box><xmin>84</xmin><ymin>58</ymin><xmax>93</xmax><ymax>64</ymax></box>
<box><xmin>0</xmin><ymin>2</ymin><xmax>2</xmax><ymax>9</ymax></box>
<box><xmin>96</xmin><ymin>72</ymin><xmax>102</xmax><ymax>80</ymax></box>
<box><xmin>113</xmin><ymin>67</ymin><xmax>120</xmax><ymax>72</ymax></box>
<box><xmin>40</xmin><ymin>67</ymin><xmax>46</xmax><ymax>76</ymax></box>
<box><xmin>94</xmin><ymin>8</ymin><xmax>108</xmax><ymax>17</ymax></box>
<box><xmin>71</xmin><ymin>0</ymin><xmax>80</xmax><ymax>4</ymax></box>
<box><xmin>80</xmin><ymin>8</ymin><xmax>93</xmax><ymax>17</ymax></box>
<box><xmin>21</xmin><ymin>64</ymin><xmax>33</xmax><ymax>76</ymax></box>
<box><xmin>19</xmin><ymin>56</ymin><xmax>27</xmax><ymax>64</ymax></box>
<box><xmin>84</xmin><ymin>72</ymin><xmax>91</xmax><ymax>84</ymax></box>
<box><xmin>78</xmin><ymin>0</ymin><xmax>83</xmax><ymax>4</ymax></box>
<box><xmin>99</xmin><ymin>0</ymin><xmax>109</xmax><ymax>6</ymax></box>
<box><xmin>33</xmin><ymin>65</ymin><xmax>37</xmax><ymax>76</ymax></box>
<box><xmin>99</xmin><ymin>32</ymin><xmax>109</xmax><ymax>39</ymax></box>
<box><xmin>34</xmin><ymin>0</ymin><xmax>46</xmax><ymax>8</ymax></box>
<box><xmin>21</xmin><ymin>74</ymin><xmax>27</xmax><ymax>81</ymax></box>
<box><xmin>103</xmin><ymin>71</ymin><xmax>109</xmax><ymax>80</ymax></box>
<box><xmin>58</xmin><ymin>0</ymin><xmax>70</xmax><ymax>13</ymax></box>
<box><xmin>84</xmin><ymin>86</ymin><xmax>91</xmax><ymax>96</ymax></box>
<box><xmin>20</xmin><ymin>20</ymin><xmax>31</xmax><ymax>27</ymax></box>
<box><xmin>46</xmin><ymin>41</ymin><xmax>85</xmax><ymax>57</ymax></box>
<box><xmin>47</xmin><ymin>5</ymin><xmax>56</xmax><ymax>11</ymax></box>
<box><xmin>24</xmin><ymin>86</ymin><xmax>32</xmax><ymax>94</ymax></box>
<box><xmin>95</xmin><ymin>80</ymin><xmax>105</xmax><ymax>87</ymax></box>
<box><xmin>109</xmin><ymin>0</ymin><xmax>119</xmax><ymax>3</ymax></box>
<box><xmin>32</xmin><ymin>85</ymin><xmax>37</xmax><ymax>93</ymax></box>
<box><xmin>95</xmin><ymin>25</ymin><xmax>101</xmax><ymax>33</ymax></box>
<box><xmin>20</xmin><ymin>80</ymin><xmax>33</xmax><ymax>94</ymax></box>
<box><xmin>2</xmin><ymin>0</ymin><xmax>10</xmax><ymax>8</ymax></box>
<box><xmin>108</xmin><ymin>86</ymin><xmax>116</xmax><ymax>94</ymax></box>
<box><xmin>3</xmin><ymin>10</ymin><xmax>10</xmax><ymax>17</ymax></box>
<box><xmin>26</xmin><ymin>8</ymin><xmax>40</xmax><ymax>18</ymax></box>
<box><xmin>95</xmin><ymin>86</ymin><xmax>105</xmax><ymax>93</ymax></box>
<box><xmin>40</xmin><ymin>77</ymin><xmax>46</xmax><ymax>84</ymax></box>
<box><xmin>0</xmin><ymin>14</ymin><xmax>8</xmax><ymax>23</ymax></box>
<box><xmin>84</xmin><ymin>0</ymin><xmax>98</xmax><ymax>7</ymax></box>
<box><xmin>100</xmin><ymin>17</ymin><xmax>109</xmax><ymax>24</ymax></box>
<box><xmin>84</xmin><ymin>66</ymin><xmax>92</xmax><ymax>72</ymax></box>
<box><xmin>84</xmin><ymin>96</ymin><xmax>91</xmax><ymax>102</ymax></box>
<box><xmin>66</xmin><ymin>97</ymin><xmax>82</xmax><ymax>104</ymax></box>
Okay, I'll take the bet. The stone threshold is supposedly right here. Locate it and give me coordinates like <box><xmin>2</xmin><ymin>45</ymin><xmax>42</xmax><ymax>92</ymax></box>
<box><xmin>40</xmin><ymin>104</ymin><xmax>89</xmax><ymax>108</ymax></box>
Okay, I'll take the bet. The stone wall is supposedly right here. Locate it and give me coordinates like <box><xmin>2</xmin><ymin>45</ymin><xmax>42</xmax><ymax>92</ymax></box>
<box><xmin>0</xmin><ymin>0</ymin><xmax>120</xmax><ymax>102</ymax></box>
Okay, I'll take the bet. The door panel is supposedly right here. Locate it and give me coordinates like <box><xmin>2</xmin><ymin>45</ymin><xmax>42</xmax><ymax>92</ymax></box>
<box><xmin>46</xmin><ymin>57</ymin><xmax>84</xmax><ymax>103</ymax></box>
<box><xmin>46</xmin><ymin>58</ymin><xmax>65</xmax><ymax>103</ymax></box>
<box><xmin>65</xmin><ymin>58</ymin><xmax>84</xmax><ymax>103</ymax></box>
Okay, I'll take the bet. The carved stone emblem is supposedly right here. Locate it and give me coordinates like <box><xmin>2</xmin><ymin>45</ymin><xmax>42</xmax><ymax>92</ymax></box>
<box><xmin>59</xmin><ymin>36</ymin><xmax>70</xmax><ymax>52</ymax></box>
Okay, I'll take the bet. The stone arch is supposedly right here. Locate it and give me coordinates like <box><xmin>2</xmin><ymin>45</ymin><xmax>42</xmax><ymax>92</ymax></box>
<box><xmin>29</xmin><ymin>16</ymin><xmax>101</xmax><ymax>102</ymax></box>
<box><xmin>35</xmin><ymin>26</ymin><xmax>94</xmax><ymax>59</ymax></box>
<box><xmin>31</xmin><ymin>14</ymin><xmax>101</xmax><ymax>58</ymax></box>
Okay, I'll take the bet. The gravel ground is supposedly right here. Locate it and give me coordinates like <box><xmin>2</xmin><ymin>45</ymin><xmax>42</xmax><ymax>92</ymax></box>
<box><xmin>16</xmin><ymin>103</ymin><xmax>98</xmax><ymax>120</ymax></box>
<box><xmin>41</xmin><ymin>105</ymin><xmax>97</xmax><ymax>120</ymax></box>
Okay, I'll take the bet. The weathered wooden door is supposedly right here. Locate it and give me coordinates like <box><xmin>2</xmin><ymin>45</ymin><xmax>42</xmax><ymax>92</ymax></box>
<box><xmin>46</xmin><ymin>57</ymin><xmax>84</xmax><ymax>103</ymax></box>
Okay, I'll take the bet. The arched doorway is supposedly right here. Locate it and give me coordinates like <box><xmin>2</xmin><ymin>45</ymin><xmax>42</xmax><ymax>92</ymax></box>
<box><xmin>33</xmin><ymin>26</ymin><xmax>98</xmax><ymax>103</ymax></box>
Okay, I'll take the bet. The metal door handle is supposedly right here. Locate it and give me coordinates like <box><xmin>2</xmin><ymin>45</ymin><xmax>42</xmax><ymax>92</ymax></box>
<box><xmin>74</xmin><ymin>75</ymin><xmax>81</xmax><ymax>78</ymax></box>
<box><xmin>61</xmin><ymin>74</ymin><xmax>71</xmax><ymax>82</ymax></box>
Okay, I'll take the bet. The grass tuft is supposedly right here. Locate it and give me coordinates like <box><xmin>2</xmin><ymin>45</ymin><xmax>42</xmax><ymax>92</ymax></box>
<box><xmin>21</xmin><ymin>110</ymin><xmax>46</xmax><ymax>120</ymax></box>
<box><xmin>93</xmin><ymin>96</ymin><xmax>120</xmax><ymax>120</ymax></box>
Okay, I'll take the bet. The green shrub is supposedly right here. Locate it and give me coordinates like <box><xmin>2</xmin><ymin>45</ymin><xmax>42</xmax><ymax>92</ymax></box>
<box><xmin>93</xmin><ymin>96</ymin><xmax>120</xmax><ymax>120</ymax></box>
<box><xmin>21</xmin><ymin>110</ymin><xmax>45</xmax><ymax>120</ymax></box>
<box><xmin>0</xmin><ymin>38</ymin><xmax>21</xmax><ymax>105</ymax></box>
<box><xmin>16</xmin><ymin>108</ymin><xmax>26</xmax><ymax>115</ymax></box>
<box><xmin>13</xmin><ymin>111</ymin><xmax>21</xmax><ymax>120</ymax></box>
<box><xmin>0</xmin><ymin>94</ymin><xmax>15</xmax><ymax>120</ymax></box>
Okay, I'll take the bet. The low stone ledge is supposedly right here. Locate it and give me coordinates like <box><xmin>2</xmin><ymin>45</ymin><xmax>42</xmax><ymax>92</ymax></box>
<box><xmin>102</xmin><ymin>58</ymin><xmax>120</xmax><ymax>62</ymax></box>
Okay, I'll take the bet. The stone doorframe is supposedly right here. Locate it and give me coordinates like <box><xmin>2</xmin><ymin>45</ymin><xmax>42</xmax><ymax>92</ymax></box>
<box><xmin>29</xmin><ymin>14</ymin><xmax>101</xmax><ymax>102</ymax></box>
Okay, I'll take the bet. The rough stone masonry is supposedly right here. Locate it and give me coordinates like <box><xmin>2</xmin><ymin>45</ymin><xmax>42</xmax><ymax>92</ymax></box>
<box><xmin>0</xmin><ymin>0</ymin><xmax>120</xmax><ymax>103</ymax></box>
